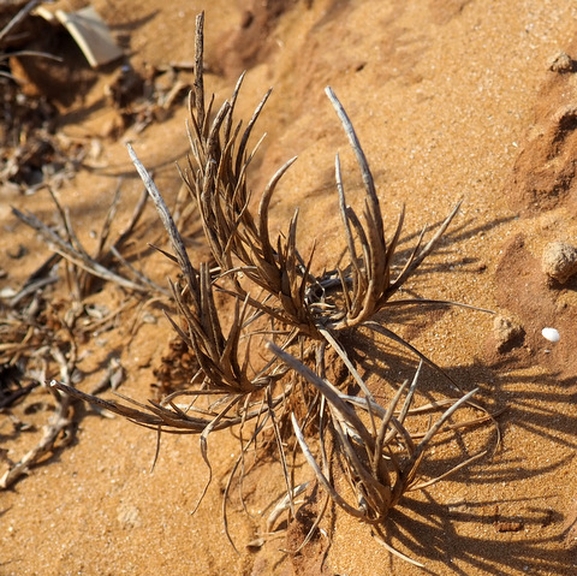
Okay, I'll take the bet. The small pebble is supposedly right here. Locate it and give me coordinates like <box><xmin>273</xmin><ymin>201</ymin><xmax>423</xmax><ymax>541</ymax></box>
<box><xmin>541</xmin><ymin>241</ymin><xmax>577</xmax><ymax>284</ymax></box>
<box><xmin>549</xmin><ymin>52</ymin><xmax>575</xmax><ymax>73</ymax></box>
<box><xmin>541</xmin><ymin>327</ymin><xmax>560</xmax><ymax>343</ymax></box>
<box><xmin>492</xmin><ymin>315</ymin><xmax>524</xmax><ymax>353</ymax></box>
<box><xmin>117</xmin><ymin>503</ymin><xmax>141</xmax><ymax>529</ymax></box>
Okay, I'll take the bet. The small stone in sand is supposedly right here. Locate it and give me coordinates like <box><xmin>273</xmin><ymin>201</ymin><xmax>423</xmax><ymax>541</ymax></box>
<box><xmin>492</xmin><ymin>315</ymin><xmax>525</xmax><ymax>353</ymax></box>
<box><xmin>549</xmin><ymin>51</ymin><xmax>575</xmax><ymax>73</ymax></box>
<box><xmin>541</xmin><ymin>241</ymin><xmax>577</xmax><ymax>284</ymax></box>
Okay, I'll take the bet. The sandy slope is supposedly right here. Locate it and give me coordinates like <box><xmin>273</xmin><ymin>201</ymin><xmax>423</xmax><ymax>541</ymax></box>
<box><xmin>2</xmin><ymin>1</ymin><xmax>577</xmax><ymax>574</ymax></box>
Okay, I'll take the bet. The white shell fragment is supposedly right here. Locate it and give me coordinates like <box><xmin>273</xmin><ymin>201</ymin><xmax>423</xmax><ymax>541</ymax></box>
<box><xmin>541</xmin><ymin>327</ymin><xmax>560</xmax><ymax>343</ymax></box>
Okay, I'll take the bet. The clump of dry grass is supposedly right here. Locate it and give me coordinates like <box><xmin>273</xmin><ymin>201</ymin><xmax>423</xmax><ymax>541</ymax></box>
<box><xmin>49</xmin><ymin>11</ymin><xmax>497</xmax><ymax>563</ymax></box>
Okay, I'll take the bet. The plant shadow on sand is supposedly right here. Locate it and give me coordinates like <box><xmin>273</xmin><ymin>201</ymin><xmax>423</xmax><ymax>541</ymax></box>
<box><xmin>391</xmin><ymin>212</ymin><xmax>517</xmax><ymax>279</ymax></box>
<box><xmin>348</xmin><ymin>350</ymin><xmax>577</xmax><ymax>575</ymax></box>
<box><xmin>382</xmin><ymin>492</ymin><xmax>570</xmax><ymax>575</ymax></box>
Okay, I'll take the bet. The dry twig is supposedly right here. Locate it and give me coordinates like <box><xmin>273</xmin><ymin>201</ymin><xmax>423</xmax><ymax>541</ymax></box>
<box><xmin>1</xmin><ymin>346</ymin><xmax>76</xmax><ymax>489</ymax></box>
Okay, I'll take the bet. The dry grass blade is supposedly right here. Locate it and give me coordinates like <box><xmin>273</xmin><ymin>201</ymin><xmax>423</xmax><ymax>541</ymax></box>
<box><xmin>127</xmin><ymin>143</ymin><xmax>199</xmax><ymax>300</ymax></box>
<box><xmin>192</xmin><ymin>12</ymin><xmax>206</xmax><ymax>132</ymax></box>
<box><xmin>291</xmin><ymin>411</ymin><xmax>367</xmax><ymax>519</ymax></box>
<box><xmin>49</xmin><ymin>379</ymin><xmax>255</xmax><ymax>433</ymax></box>
<box><xmin>372</xmin><ymin>527</ymin><xmax>426</xmax><ymax>569</ymax></box>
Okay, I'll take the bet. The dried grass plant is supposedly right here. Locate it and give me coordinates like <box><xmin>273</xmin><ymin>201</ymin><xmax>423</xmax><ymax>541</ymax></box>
<box><xmin>50</xmin><ymin>12</ymin><xmax>497</xmax><ymax>563</ymax></box>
